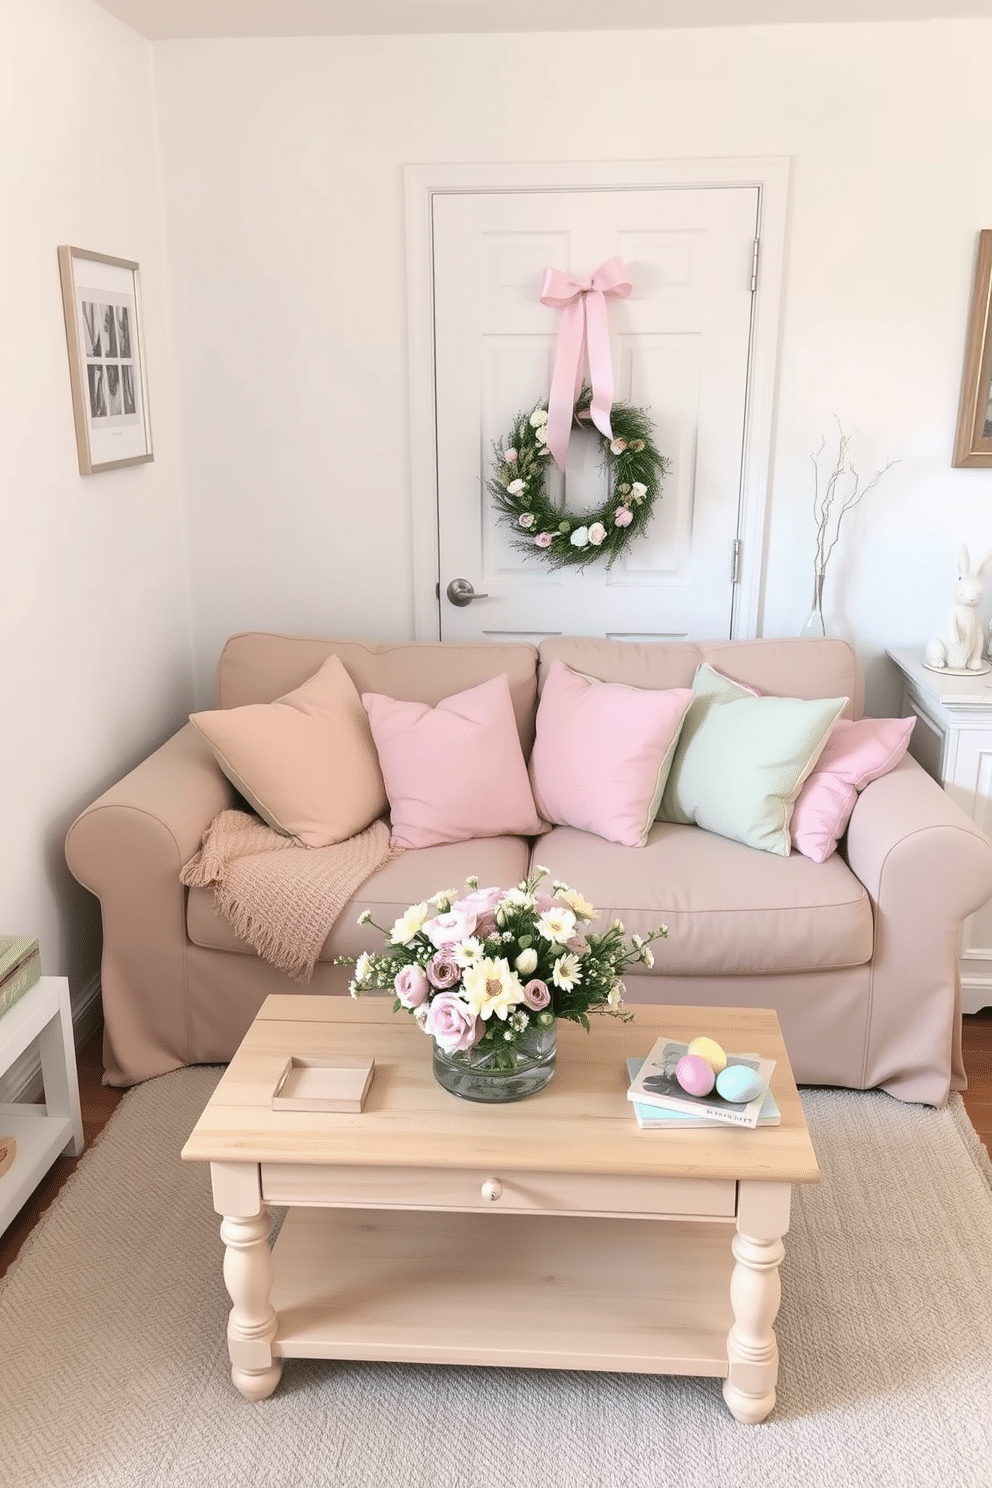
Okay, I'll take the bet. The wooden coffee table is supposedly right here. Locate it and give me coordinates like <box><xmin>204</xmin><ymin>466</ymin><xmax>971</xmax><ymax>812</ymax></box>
<box><xmin>182</xmin><ymin>996</ymin><xmax>820</xmax><ymax>1423</ymax></box>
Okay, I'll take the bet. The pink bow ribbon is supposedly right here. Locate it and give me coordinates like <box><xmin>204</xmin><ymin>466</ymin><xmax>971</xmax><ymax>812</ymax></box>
<box><xmin>539</xmin><ymin>256</ymin><xmax>633</xmax><ymax>471</ymax></box>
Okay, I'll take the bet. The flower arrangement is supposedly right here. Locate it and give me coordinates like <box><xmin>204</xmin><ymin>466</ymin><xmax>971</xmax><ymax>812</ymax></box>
<box><xmin>488</xmin><ymin>386</ymin><xmax>669</xmax><ymax>572</ymax></box>
<box><xmin>343</xmin><ymin>867</ymin><xmax>668</xmax><ymax>1071</ymax></box>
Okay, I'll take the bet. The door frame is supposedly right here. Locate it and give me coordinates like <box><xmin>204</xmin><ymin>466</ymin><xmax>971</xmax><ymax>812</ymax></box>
<box><xmin>404</xmin><ymin>157</ymin><xmax>789</xmax><ymax>642</ymax></box>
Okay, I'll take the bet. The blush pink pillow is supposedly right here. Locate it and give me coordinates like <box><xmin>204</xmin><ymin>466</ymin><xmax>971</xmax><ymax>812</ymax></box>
<box><xmin>530</xmin><ymin>659</ymin><xmax>694</xmax><ymax>847</ymax></box>
<box><xmin>362</xmin><ymin>674</ymin><xmax>542</xmax><ymax>850</ymax></box>
<box><xmin>790</xmin><ymin>716</ymin><xmax>916</xmax><ymax>862</ymax></box>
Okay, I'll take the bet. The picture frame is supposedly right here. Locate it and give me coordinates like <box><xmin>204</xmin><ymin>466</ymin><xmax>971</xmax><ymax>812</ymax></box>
<box><xmin>57</xmin><ymin>245</ymin><xmax>154</xmax><ymax>475</ymax></box>
<box><xmin>953</xmin><ymin>230</ymin><xmax>992</xmax><ymax>469</ymax></box>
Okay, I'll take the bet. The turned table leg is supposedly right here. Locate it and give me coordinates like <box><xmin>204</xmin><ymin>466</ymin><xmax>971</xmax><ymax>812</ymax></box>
<box><xmin>212</xmin><ymin>1161</ymin><xmax>282</xmax><ymax>1401</ymax></box>
<box><xmin>723</xmin><ymin>1180</ymin><xmax>791</xmax><ymax>1425</ymax></box>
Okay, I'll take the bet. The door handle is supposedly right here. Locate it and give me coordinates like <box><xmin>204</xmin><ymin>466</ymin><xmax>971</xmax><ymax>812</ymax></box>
<box><xmin>446</xmin><ymin>578</ymin><xmax>489</xmax><ymax>607</ymax></box>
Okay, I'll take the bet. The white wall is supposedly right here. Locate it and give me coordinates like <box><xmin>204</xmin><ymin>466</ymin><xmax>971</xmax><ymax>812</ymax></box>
<box><xmin>152</xmin><ymin>21</ymin><xmax>992</xmax><ymax>714</ymax></box>
<box><xmin>0</xmin><ymin>0</ymin><xmax>193</xmax><ymax>1001</ymax></box>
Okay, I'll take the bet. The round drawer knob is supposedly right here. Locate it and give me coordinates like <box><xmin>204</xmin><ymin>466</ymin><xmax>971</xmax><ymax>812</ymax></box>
<box><xmin>481</xmin><ymin>1178</ymin><xmax>503</xmax><ymax>1202</ymax></box>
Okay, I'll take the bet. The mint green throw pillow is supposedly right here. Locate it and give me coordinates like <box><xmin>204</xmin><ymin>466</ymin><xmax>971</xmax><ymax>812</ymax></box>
<box><xmin>657</xmin><ymin>664</ymin><xmax>847</xmax><ymax>855</ymax></box>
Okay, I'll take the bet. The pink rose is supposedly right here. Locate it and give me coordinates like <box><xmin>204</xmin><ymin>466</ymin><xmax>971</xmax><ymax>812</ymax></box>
<box><xmin>534</xmin><ymin>532</ymin><xmax>556</xmax><ymax>549</ymax></box>
<box><xmin>453</xmin><ymin>886</ymin><xmax>504</xmax><ymax>918</ymax></box>
<box><xmin>423</xmin><ymin>908</ymin><xmax>477</xmax><ymax>949</ymax></box>
<box><xmin>425</xmin><ymin>993</ymin><xmax>478</xmax><ymax>1052</ymax></box>
<box><xmin>522</xmin><ymin>978</ymin><xmax>551</xmax><ymax>1011</ymax></box>
<box><xmin>614</xmin><ymin>506</ymin><xmax>633</xmax><ymax>528</ymax></box>
<box><xmin>427</xmin><ymin>951</ymin><xmax>461</xmax><ymax>989</ymax></box>
<box><xmin>395</xmin><ymin>963</ymin><xmax>429</xmax><ymax>1008</ymax></box>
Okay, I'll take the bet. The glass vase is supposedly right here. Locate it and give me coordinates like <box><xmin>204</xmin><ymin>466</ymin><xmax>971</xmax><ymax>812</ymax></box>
<box><xmin>432</xmin><ymin>1021</ymin><xmax>557</xmax><ymax>1103</ymax></box>
<box><xmin>800</xmin><ymin>570</ymin><xmax>826</xmax><ymax>638</ymax></box>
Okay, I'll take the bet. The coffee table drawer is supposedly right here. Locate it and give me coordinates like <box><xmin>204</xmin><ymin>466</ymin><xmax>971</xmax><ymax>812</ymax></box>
<box><xmin>260</xmin><ymin>1163</ymin><xmax>736</xmax><ymax>1219</ymax></box>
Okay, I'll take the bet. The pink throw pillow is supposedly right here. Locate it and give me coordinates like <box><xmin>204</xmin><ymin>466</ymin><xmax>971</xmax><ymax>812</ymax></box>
<box><xmin>790</xmin><ymin>716</ymin><xmax>916</xmax><ymax>862</ymax></box>
<box><xmin>530</xmin><ymin>659</ymin><xmax>694</xmax><ymax>848</ymax></box>
<box><xmin>362</xmin><ymin>674</ymin><xmax>542</xmax><ymax>850</ymax></box>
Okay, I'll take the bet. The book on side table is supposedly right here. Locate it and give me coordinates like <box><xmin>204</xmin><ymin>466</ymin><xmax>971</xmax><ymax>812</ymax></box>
<box><xmin>0</xmin><ymin>936</ymin><xmax>41</xmax><ymax>1019</ymax></box>
<box><xmin>626</xmin><ymin>1040</ymin><xmax>778</xmax><ymax>1129</ymax></box>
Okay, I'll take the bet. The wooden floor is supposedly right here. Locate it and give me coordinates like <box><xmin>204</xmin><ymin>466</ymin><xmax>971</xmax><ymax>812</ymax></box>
<box><xmin>2</xmin><ymin>1012</ymin><xmax>991</xmax><ymax>1283</ymax></box>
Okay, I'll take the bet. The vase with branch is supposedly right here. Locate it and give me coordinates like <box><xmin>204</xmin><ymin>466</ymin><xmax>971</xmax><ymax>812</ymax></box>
<box><xmin>801</xmin><ymin>423</ymin><xmax>898</xmax><ymax>638</ymax></box>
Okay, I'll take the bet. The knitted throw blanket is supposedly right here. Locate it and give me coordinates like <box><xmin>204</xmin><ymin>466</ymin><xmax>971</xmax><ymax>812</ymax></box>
<box><xmin>180</xmin><ymin>810</ymin><xmax>401</xmax><ymax>984</ymax></box>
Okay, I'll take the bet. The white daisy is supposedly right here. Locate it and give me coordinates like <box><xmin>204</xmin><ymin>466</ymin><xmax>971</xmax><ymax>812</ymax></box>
<box><xmin>552</xmin><ymin>953</ymin><xmax>582</xmax><ymax>991</ymax></box>
<box><xmin>453</xmin><ymin>937</ymin><xmax>484</xmax><ymax>968</ymax></box>
<box><xmin>389</xmin><ymin>902</ymin><xmax>430</xmax><ymax>945</ymax></box>
<box><xmin>536</xmin><ymin>907</ymin><xmax>577</xmax><ymax>945</ymax></box>
<box><xmin>461</xmin><ymin>957</ymin><xmax>525</xmax><ymax>1022</ymax></box>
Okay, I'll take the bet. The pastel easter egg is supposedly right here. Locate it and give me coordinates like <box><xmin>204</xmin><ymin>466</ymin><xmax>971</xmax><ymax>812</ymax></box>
<box><xmin>687</xmin><ymin>1036</ymin><xmax>727</xmax><ymax>1074</ymax></box>
<box><xmin>675</xmin><ymin>1054</ymin><xmax>716</xmax><ymax>1098</ymax></box>
<box><xmin>716</xmin><ymin>1064</ymin><xmax>764</xmax><ymax>1104</ymax></box>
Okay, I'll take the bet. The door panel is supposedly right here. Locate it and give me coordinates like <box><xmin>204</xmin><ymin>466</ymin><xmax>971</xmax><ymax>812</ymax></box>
<box><xmin>432</xmin><ymin>187</ymin><xmax>759</xmax><ymax>642</ymax></box>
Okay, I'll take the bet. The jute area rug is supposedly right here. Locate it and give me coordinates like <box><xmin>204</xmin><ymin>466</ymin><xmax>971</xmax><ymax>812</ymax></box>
<box><xmin>2</xmin><ymin>1071</ymin><xmax>991</xmax><ymax>1488</ymax></box>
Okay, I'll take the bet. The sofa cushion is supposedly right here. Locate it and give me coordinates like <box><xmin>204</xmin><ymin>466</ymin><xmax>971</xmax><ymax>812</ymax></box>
<box><xmin>529</xmin><ymin>659</ymin><xmax>693</xmax><ymax>847</ymax></box>
<box><xmin>539</xmin><ymin>636</ymin><xmax>863</xmax><ymax>718</ymax></box>
<box><xmin>790</xmin><ymin>716</ymin><xmax>916</xmax><ymax>863</ymax></box>
<box><xmin>530</xmin><ymin>822</ymin><xmax>873</xmax><ymax>976</ymax></box>
<box><xmin>186</xmin><ymin>835</ymin><xmax>534</xmax><ymax>964</ymax></box>
<box><xmin>362</xmin><ymin>674</ymin><xmax>543</xmax><ymax>850</ymax></box>
<box><xmin>216</xmin><ymin>632</ymin><xmax>541</xmax><ymax>755</ymax></box>
<box><xmin>658</xmin><ymin>664</ymin><xmax>847</xmax><ymax>856</ymax></box>
<box><xmin>188</xmin><ymin>654</ymin><xmax>387</xmax><ymax>848</ymax></box>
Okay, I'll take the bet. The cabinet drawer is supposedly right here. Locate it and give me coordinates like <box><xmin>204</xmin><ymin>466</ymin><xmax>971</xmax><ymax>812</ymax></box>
<box><xmin>260</xmin><ymin>1163</ymin><xmax>736</xmax><ymax>1219</ymax></box>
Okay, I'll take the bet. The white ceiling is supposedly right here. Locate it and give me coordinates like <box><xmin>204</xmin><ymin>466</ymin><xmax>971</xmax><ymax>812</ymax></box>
<box><xmin>92</xmin><ymin>0</ymin><xmax>992</xmax><ymax>40</ymax></box>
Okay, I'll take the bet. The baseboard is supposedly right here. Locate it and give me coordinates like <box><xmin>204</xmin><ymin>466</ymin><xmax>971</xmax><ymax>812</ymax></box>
<box><xmin>961</xmin><ymin>978</ymin><xmax>992</xmax><ymax>1016</ymax></box>
<box><xmin>0</xmin><ymin>972</ymin><xmax>102</xmax><ymax>1105</ymax></box>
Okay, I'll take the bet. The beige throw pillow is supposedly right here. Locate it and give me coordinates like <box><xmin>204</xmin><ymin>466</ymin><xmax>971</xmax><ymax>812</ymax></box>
<box><xmin>190</xmin><ymin>654</ymin><xmax>387</xmax><ymax>847</ymax></box>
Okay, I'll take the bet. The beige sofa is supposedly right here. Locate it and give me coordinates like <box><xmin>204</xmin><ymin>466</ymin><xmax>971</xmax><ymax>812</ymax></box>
<box><xmin>65</xmin><ymin>631</ymin><xmax>992</xmax><ymax>1105</ymax></box>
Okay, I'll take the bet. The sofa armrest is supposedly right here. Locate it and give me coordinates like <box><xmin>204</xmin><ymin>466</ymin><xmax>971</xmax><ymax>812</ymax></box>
<box><xmin>843</xmin><ymin>753</ymin><xmax>992</xmax><ymax>1103</ymax></box>
<box><xmin>65</xmin><ymin>724</ymin><xmax>235</xmax><ymax>1084</ymax></box>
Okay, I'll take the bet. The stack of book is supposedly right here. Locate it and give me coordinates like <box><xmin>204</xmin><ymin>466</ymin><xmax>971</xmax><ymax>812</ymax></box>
<box><xmin>0</xmin><ymin>935</ymin><xmax>41</xmax><ymax>1020</ymax></box>
<box><xmin>626</xmin><ymin>1035</ymin><xmax>779</xmax><ymax>1129</ymax></box>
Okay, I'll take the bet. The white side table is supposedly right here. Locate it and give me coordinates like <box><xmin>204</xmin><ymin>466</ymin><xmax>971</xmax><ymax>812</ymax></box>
<box><xmin>0</xmin><ymin>976</ymin><xmax>85</xmax><ymax>1236</ymax></box>
<box><xmin>888</xmin><ymin>649</ymin><xmax>992</xmax><ymax>1014</ymax></box>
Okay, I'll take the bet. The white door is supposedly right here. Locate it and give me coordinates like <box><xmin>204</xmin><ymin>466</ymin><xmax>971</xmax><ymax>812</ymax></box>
<box><xmin>431</xmin><ymin>187</ymin><xmax>759</xmax><ymax>643</ymax></box>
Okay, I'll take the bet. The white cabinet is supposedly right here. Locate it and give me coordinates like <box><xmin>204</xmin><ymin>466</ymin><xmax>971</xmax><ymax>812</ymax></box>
<box><xmin>888</xmin><ymin>649</ymin><xmax>992</xmax><ymax>1014</ymax></box>
<box><xmin>0</xmin><ymin>976</ymin><xmax>85</xmax><ymax>1236</ymax></box>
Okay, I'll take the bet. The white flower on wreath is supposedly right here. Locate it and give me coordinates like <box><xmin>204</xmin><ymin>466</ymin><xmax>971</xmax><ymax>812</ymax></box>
<box><xmin>536</xmin><ymin>906</ymin><xmax>577</xmax><ymax>944</ymax></box>
<box><xmin>461</xmin><ymin>957</ymin><xmax>525</xmax><ymax>1021</ymax></box>
<box><xmin>552</xmin><ymin>953</ymin><xmax>583</xmax><ymax>991</ymax></box>
<box><xmin>390</xmin><ymin>902</ymin><xmax>430</xmax><ymax>945</ymax></box>
<box><xmin>570</xmin><ymin>526</ymin><xmax>589</xmax><ymax>548</ymax></box>
<box><xmin>630</xmin><ymin>481</ymin><xmax>648</xmax><ymax>500</ymax></box>
<box><xmin>529</xmin><ymin>408</ymin><xmax>549</xmax><ymax>428</ymax></box>
<box><xmin>588</xmin><ymin>522</ymin><xmax>607</xmax><ymax>547</ymax></box>
<box><xmin>518</xmin><ymin>512</ymin><xmax>535</xmax><ymax>528</ymax></box>
<box><xmin>534</xmin><ymin>425</ymin><xmax>548</xmax><ymax>445</ymax></box>
<box><xmin>610</xmin><ymin>438</ymin><xmax>627</xmax><ymax>454</ymax></box>
<box><xmin>507</xmin><ymin>478</ymin><xmax>526</xmax><ymax>495</ymax></box>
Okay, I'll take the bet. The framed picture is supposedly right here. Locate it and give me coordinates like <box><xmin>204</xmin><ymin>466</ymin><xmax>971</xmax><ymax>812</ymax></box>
<box><xmin>953</xmin><ymin>230</ymin><xmax>992</xmax><ymax>469</ymax></box>
<box><xmin>57</xmin><ymin>245</ymin><xmax>154</xmax><ymax>475</ymax></box>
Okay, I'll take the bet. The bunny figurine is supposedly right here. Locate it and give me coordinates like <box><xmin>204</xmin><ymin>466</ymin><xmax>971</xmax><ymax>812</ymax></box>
<box><xmin>924</xmin><ymin>544</ymin><xmax>992</xmax><ymax>671</ymax></box>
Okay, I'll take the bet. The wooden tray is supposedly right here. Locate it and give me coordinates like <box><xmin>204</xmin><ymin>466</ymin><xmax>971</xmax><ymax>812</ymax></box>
<box><xmin>271</xmin><ymin>1056</ymin><xmax>374</xmax><ymax>1114</ymax></box>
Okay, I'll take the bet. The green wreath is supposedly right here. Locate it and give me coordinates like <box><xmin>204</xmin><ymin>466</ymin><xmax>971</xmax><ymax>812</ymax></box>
<box><xmin>487</xmin><ymin>386</ymin><xmax>670</xmax><ymax>571</ymax></box>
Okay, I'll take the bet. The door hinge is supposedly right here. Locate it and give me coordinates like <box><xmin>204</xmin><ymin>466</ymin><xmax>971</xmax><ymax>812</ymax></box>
<box><xmin>750</xmin><ymin>239</ymin><xmax>760</xmax><ymax>294</ymax></box>
<box><xmin>731</xmin><ymin>539</ymin><xmax>742</xmax><ymax>584</ymax></box>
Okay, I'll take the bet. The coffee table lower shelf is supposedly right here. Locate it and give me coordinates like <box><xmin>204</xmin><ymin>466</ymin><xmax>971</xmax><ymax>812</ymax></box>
<box><xmin>268</xmin><ymin>1207</ymin><xmax>735</xmax><ymax>1376</ymax></box>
